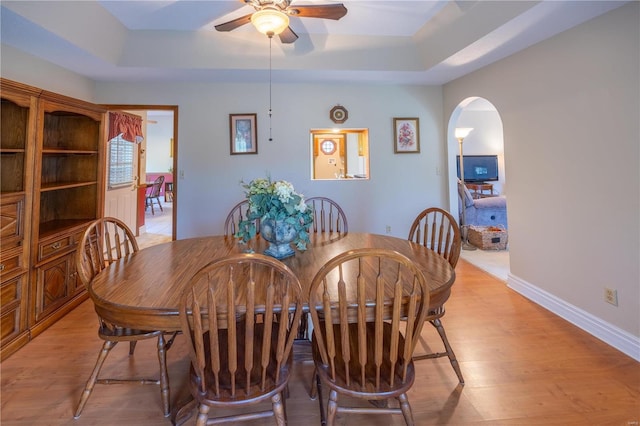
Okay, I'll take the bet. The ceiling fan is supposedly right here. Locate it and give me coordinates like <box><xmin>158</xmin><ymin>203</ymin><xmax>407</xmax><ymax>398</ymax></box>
<box><xmin>214</xmin><ymin>0</ymin><xmax>348</xmax><ymax>44</ymax></box>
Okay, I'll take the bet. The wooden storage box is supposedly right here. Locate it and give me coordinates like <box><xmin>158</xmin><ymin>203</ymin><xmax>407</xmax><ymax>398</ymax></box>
<box><xmin>468</xmin><ymin>226</ymin><xmax>508</xmax><ymax>250</ymax></box>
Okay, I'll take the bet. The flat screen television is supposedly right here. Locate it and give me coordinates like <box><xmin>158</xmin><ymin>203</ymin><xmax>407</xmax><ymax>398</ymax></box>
<box><xmin>456</xmin><ymin>155</ymin><xmax>498</xmax><ymax>182</ymax></box>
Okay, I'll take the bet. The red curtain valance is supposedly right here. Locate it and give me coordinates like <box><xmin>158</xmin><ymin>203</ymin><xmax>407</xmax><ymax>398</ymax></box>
<box><xmin>108</xmin><ymin>111</ymin><xmax>144</xmax><ymax>143</ymax></box>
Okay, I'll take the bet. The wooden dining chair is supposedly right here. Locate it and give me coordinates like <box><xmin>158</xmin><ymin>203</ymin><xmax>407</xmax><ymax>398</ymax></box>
<box><xmin>308</xmin><ymin>248</ymin><xmax>429</xmax><ymax>426</ymax></box>
<box><xmin>146</xmin><ymin>175</ymin><xmax>164</xmax><ymax>215</ymax></box>
<box><xmin>74</xmin><ymin>217</ymin><xmax>176</xmax><ymax>419</ymax></box>
<box><xmin>306</xmin><ymin>196</ymin><xmax>348</xmax><ymax>235</ymax></box>
<box><xmin>179</xmin><ymin>253</ymin><xmax>304</xmax><ymax>426</ymax></box>
<box><xmin>300</xmin><ymin>197</ymin><xmax>349</xmax><ymax>340</ymax></box>
<box><xmin>408</xmin><ymin>207</ymin><xmax>461</xmax><ymax>269</ymax></box>
<box><xmin>224</xmin><ymin>200</ymin><xmax>259</xmax><ymax>236</ymax></box>
<box><xmin>407</xmin><ymin>207</ymin><xmax>464</xmax><ymax>384</ymax></box>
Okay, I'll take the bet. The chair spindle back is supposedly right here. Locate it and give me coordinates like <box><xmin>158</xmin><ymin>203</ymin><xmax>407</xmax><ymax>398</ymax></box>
<box><xmin>407</xmin><ymin>207</ymin><xmax>461</xmax><ymax>268</ymax></box>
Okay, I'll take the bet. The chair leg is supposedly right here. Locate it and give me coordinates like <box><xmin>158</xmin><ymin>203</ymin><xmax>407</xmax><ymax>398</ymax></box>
<box><xmin>156</xmin><ymin>334</ymin><xmax>171</xmax><ymax>417</ymax></box>
<box><xmin>129</xmin><ymin>340</ymin><xmax>137</xmax><ymax>355</ymax></box>
<box><xmin>311</xmin><ymin>370</ymin><xmax>327</xmax><ymax>426</ymax></box>
<box><xmin>298</xmin><ymin>313</ymin><xmax>308</xmax><ymax>340</ymax></box>
<box><xmin>398</xmin><ymin>393</ymin><xmax>414</xmax><ymax>426</ymax></box>
<box><xmin>326</xmin><ymin>390</ymin><xmax>338</xmax><ymax>426</ymax></box>
<box><xmin>432</xmin><ymin>318</ymin><xmax>464</xmax><ymax>384</ymax></box>
<box><xmin>309</xmin><ymin>366</ymin><xmax>318</xmax><ymax>399</ymax></box>
<box><xmin>272</xmin><ymin>392</ymin><xmax>286</xmax><ymax>426</ymax></box>
<box><xmin>195</xmin><ymin>403</ymin><xmax>210</xmax><ymax>426</ymax></box>
<box><xmin>149</xmin><ymin>197</ymin><xmax>163</xmax><ymax>215</ymax></box>
<box><xmin>281</xmin><ymin>389</ymin><xmax>288</xmax><ymax>419</ymax></box>
<box><xmin>74</xmin><ymin>340</ymin><xmax>118</xmax><ymax>418</ymax></box>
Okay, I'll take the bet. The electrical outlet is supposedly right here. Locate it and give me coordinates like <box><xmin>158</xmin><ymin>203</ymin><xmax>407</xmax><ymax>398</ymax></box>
<box><xmin>604</xmin><ymin>288</ymin><xmax>618</xmax><ymax>306</ymax></box>
<box><xmin>385</xmin><ymin>225</ymin><xmax>391</xmax><ymax>234</ymax></box>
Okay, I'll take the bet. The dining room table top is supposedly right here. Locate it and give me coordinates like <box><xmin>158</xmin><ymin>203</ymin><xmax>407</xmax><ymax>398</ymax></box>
<box><xmin>88</xmin><ymin>232</ymin><xmax>456</xmax><ymax>332</ymax></box>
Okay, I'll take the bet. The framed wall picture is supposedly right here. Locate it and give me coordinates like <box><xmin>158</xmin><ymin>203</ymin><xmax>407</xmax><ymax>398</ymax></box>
<box><xmin>393</xmin><ymin>117</ymin><xmax>420</xmax><ymax>153</ymax></box>
<box><xmin>230</xmin><ymin>113</ymin><xmax>257</xmax><ymax>155</ymax></box>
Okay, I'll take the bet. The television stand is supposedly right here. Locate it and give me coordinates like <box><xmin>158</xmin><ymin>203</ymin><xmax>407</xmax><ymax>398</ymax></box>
<box><xmin>465</xmin><ymin>182</ymin><xmax>494</xmax><ymax>199</ymax></box>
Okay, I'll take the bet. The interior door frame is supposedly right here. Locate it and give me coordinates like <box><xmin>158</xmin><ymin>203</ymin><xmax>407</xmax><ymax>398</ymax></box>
<box><xmin>103</xmin><ymin>104</ymin><xmax>178</xmax><ymax>241</ymax></box>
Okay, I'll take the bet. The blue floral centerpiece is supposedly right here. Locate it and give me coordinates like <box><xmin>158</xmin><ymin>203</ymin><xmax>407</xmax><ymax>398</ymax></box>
<box><xmin>236</xmin><ymin>177</ymin><xmax>313</xmax><ymax>259</ymax></box>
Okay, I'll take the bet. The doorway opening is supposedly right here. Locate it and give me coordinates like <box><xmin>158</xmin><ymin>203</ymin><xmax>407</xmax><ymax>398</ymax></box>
<box><xmin>447</xmin><ymin>97</ymin><xmax>509</xmax><ymax>281</ymax></box>
<box><xmin>104</xmin><ymin>105</ymin><xmax>178</xmax><ymax>247</ymax></box>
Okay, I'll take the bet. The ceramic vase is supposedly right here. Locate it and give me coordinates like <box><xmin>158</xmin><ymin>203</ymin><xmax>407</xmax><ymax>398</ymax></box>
<box><xmin>260</xmin><ymin>218</ymin><xmax>297</xmax><ymax>259</ymax></box>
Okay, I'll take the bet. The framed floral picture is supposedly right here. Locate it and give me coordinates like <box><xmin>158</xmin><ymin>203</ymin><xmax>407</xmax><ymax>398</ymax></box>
<box><xmin>230</xmin><ymin>113</ymin><xmax>257</xmax><ymax>155</ymax></box>
<box><xmin>393</xmin><ymin>117</ymin><xmax>420</xmax><ymax>153</ymax></box>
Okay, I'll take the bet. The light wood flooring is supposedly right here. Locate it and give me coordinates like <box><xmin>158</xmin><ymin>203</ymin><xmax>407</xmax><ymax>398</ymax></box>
<box><xmin>459</xmin><ymin>247</ymin><xmax>509</xmax><ymax>282</ymax></box>
<box><xmin>139</xmin><ymin>198</ymin><xmax>173</xmax><ymax>248</ymax></box>
<box><xmin>2</xmin><ymin>258</ymin><xmax>638</xmax><ymax>425</ymax></box>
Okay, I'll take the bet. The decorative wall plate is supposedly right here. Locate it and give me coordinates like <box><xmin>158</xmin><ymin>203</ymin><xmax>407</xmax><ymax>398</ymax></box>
<box><xmin>330</xmin><ymin>105</ymin><xmax>348</xmax><ymax>124</ymax></box>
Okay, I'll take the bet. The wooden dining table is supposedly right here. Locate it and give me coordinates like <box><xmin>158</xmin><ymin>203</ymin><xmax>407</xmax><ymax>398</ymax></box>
<box><xmin>87</xmin><ymin>232</ymin><xmax>455</xmax><ymax>424</ymax></box>
<box><xmin>88</xmin><ymin>232</ymin><xmax>456</xmax><ymax>333</ymax></box>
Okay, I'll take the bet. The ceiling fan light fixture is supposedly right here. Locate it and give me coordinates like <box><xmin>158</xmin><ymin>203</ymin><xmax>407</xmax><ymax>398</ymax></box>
<box><xmin>251</xmin><ymin>8</ymin><xmax>290</xmax><ymax>36</ymax></box>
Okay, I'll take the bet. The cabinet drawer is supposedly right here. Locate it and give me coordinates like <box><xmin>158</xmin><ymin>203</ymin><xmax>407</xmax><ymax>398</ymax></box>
<box><xmin>1</xmin><ymin>275</ymin><xmax>26</xmax><ymax>344</ymax></box>
<box><xmin>1</xmin><ymin>307</ymin><xmax>21</xmax><ymax>344</ymax></box>
<box><xmin>0</xmin><ymin>194</ymin><xmax>24</xmax><ymax>250</ymax></box>
<box><xmin>71</xmin><ymin>230</ymin><xmax>85</xmax><ymax>244</ymax></box>
<box><xmin>0</xmin><ymin>246</ymin><xmax>26</xmax><ymax>280</ymax></box>
<box><xmin>1</xmin><ymin>275</ymin><xmax>23</xmax><ymax>306</ymax></box>
<box><xmin>38</xmin><ymin>234</ymin><xmax>75</xmax><ymax>261</ymax></box>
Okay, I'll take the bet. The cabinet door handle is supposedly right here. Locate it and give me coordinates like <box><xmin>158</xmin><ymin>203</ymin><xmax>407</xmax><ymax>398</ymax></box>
<box><xmin>0</xmin><ymin>264</ymin><xmax>5</xmax><ymax>271</ymax></box>
<box><xmin>51</xmin><ymin>242</ymin><xmax>62</xmax><ymax>250</ymax></box>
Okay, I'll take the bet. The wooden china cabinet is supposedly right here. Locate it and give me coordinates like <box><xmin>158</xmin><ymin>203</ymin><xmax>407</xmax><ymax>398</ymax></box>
<box><xmin>0</xmin><ymin>80</ymin><xmax>38</xmax><ymax>360</ymax></box>
<box><xmin>0</xmin><ymin>78</ymin><xmax>106</xmax><ymax>360</ymax></box>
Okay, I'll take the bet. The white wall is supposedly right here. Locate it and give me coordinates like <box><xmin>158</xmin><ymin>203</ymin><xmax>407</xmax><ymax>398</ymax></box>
<box><xmin>0</xmin><ymin>44</ymin><xmax>96</xmax><ymax>102</ymax></box>
<box><xmin>444</xmin><ymin>3</ymin><xmax>639</xmax><ymax>341</ymax></box>
<box><xmin>93</xmin><ymin>82</ymin><xmax>446</xmax><ymax>241</ymax></box>
<box><xmin>146</xmin><ymin>113</ymin><xmax>173</xmax><ymax>174</ymax></box>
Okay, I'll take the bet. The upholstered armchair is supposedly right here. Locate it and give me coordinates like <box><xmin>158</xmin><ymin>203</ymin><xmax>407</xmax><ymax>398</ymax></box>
<box><xmin>458</xmin><ymin>180</ymin><xmax>508</xmax><ymax>229</ymax></box>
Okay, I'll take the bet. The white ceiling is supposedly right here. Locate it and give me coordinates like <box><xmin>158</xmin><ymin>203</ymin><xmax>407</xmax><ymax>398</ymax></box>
<box><xmin>0</xmin><ymin>0</ymin><xmax>628</xmax><ymax>85</ymax></box>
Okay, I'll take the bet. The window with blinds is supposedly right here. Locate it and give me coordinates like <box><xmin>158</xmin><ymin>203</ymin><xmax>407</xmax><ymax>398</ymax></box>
<box><xmin>108</xmin><ymin>135</ymin><xmax>135</xmax><ymax>189</ymax></box>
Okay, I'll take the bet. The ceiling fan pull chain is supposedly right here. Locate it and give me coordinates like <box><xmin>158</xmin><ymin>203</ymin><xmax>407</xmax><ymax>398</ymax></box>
<box><xmin>268</xmin><ymin>34</ymin><xmax>273</xmax><ymax>142</ymax></box>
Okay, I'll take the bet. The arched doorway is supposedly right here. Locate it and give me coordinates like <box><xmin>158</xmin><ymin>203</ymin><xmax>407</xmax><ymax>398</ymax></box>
<box><xmin>447</xmin><ymin>97</ymin><xmax>510</xmax><ymax>280</ymax></box>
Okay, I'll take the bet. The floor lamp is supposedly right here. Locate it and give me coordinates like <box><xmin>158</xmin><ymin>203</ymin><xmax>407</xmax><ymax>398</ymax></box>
<box><xmin>455</xmin><ymin>127</ymin><xmax>477</xmax><ymax>251</ymax></box>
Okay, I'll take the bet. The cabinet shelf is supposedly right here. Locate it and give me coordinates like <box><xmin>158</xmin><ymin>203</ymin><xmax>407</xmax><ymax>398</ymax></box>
<box><xmin>41</xmin><ymin>149</ymin><xmax>98</xmax><ymax>155</ymax></box>
<box><xmin>1</xmin><ymin>152</ymin><xmax>26</xmax><ymax>193</ymax></box>
<box><xmin>0</xmin><ymin>190</ymin><xmax>25</xmax><ymax>197</ymax></box>
<box><xmin>38</xmin><ymin>178</ymin><xmax>99</xmax><ymax>234</ymax></box>
<box><xmin>1</xmin><ymin>97</ymin><xmax>29</xmax><ymax>151</ymax></box>
<box><xmin>40</xmin><ymin>181</ymin><xmax>98</xmax><ymax>192</ymax></box>
<box><xmin>42</xmin><ymin>110</ymin><xmax>100</xmax><ymax>152</ymax></box>
<box><xmin>40</xmin><ymin>152</ymin><xmax>98</xmax><ymax>188</ymax></box>
<box><xmin>1</xmin><ymin>149</ymin><xmax>26</xmax><ymax>154</ymax></box>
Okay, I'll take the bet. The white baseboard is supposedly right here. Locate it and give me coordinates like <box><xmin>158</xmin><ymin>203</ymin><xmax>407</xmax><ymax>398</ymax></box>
<box><xmin>507</xmin><ymin>273</ymin><xmax>640</xmax><ymax>362</ymax></box>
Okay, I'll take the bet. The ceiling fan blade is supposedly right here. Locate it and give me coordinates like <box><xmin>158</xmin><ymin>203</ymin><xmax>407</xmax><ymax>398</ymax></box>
<box><xmin>214</xmin><ymin>13</ymin><xmax>253</xmax><ymax>32</ymax></box>
<box><xmin>289</xmin><ymin>4</ymin><xmax>347</xmax><ymax>20</ymax></box>
<box><xmin>279</xmin><ymin>26</ymin><xmax>298</xmax><ymax>44</ymax></box>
